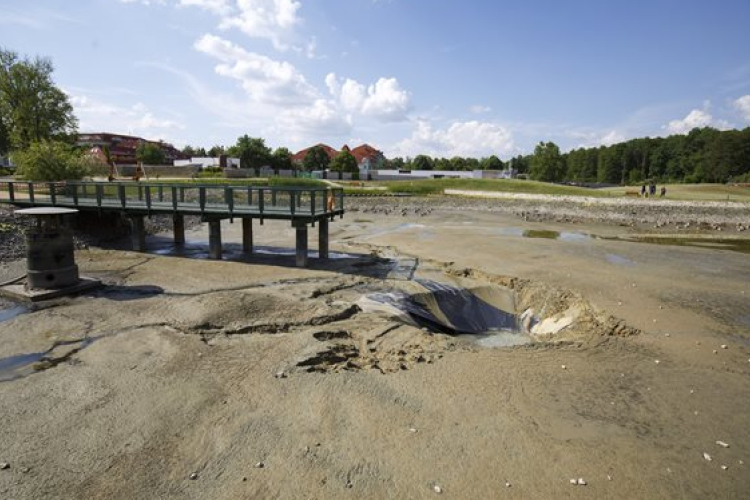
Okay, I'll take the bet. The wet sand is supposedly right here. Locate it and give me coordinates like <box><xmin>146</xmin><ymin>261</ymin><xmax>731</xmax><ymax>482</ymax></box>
<box><xmin>1</xmin><ymin>197</ymin><xmax>749</xmax><ymax>499</ymax></box>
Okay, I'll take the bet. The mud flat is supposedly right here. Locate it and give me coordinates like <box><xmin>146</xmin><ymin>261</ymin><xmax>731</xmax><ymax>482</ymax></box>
<box><xmin>1</xmin><ymin>195</ymin><xmax>749</xmax><ymax>499</ymax></box>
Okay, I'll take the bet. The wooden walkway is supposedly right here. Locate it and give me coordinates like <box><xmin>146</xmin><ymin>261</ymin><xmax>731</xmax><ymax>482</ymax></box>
<box><xmin>0</xmin><ymin>180</ymin><xmax>345</xmax><ymax>266</ymax></box>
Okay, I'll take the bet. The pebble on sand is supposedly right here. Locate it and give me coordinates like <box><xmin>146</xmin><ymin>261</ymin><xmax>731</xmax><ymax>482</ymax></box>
<box><xmin>721</xmin><ymin>465</ymin><xmax>729</xmax><ymax>471</ymax></box>
<box><xmin>189</xmin><ymin>472</ymin><xmax>198</xmax><ymax>480</ymax></box>
<box><xmin>0</xmin><ymin>462</ymin><xmax>9</xmax><ymax>470</ymax></box>
<box><xmin>716</xmin><ymin>441</ymin><xmax>729</xmax><ymax>448</ymax></box>
<box><xmin>570</xmin><ymin>478</ymin><xmax>586</xmax><ymax>486</ymax></box>
<box><xmin>433</xmin><ymin>484</ymin><xmax>443</xmax><ymax>493</ymax></box>
<box><xmin>254</xmin><ymin>462</ymin><xmax>265</xmax><ymax>468</ymax></box>
<box><xmin>703</xmin><ymin>452</ymin><xmax>712</xmax><ymax>462</ymax></box>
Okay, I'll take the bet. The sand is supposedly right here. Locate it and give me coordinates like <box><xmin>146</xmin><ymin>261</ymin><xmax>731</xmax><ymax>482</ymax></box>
<box><xmin>0</xmin><ymin>195</ymin><xmax>749</xmax><ymax>499</ymax></box>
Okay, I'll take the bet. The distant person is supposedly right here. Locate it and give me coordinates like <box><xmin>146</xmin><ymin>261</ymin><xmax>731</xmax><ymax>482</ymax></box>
<box><xmin>640</xmin><ymin>184</ymin><xmax>646</xmax><ymax>197</ymax></box>
<box><xmin>649</xmin><ymin>184</ymin><xmax>656</xmax><ymax>197</ymax></box>
<box><xmin>660</xmin><ymin>186</ymin><xmax>666</xmax><ymax>198</ymax></box>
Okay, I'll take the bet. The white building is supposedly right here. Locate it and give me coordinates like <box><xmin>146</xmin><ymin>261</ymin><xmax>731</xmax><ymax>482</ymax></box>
<box><xmin>174</xmin><ymin>156</ymin><xmax>240</xmax><ymax>170</ymax></box>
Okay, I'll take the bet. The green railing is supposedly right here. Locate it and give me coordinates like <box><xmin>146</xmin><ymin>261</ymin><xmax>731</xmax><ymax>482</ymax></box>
<box><xmin>0</xmin><ymin>180</ymin><xmax>344</xmax><ymax>221</ymax></box>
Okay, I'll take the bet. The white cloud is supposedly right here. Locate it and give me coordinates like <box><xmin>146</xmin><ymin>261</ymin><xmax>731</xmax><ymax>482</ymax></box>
<box><xmin>469</xmin><ymin>105</ymin><xmax>491</xmax><ymax>114</ymax></box>
<box><xmin>734</xmin><ymin>95</ymin><xmax>750</xmax><ymax>122</ymax></box>
<box><xmin>194</xmin><ymin>33</ymin><xmax>317</xmax><ymax>105</ymax></box>
<box><xmin>218</xmin><ymin>0</ymin><xmax>302</xmax><ymax>51</ymax></box>
<box><xmin>394</xmin><ymin>120</ymin><xmax>514</xmax><ymax>158</ymax></box>
<box><xmin>665</xmin><ymin>109</ymin><xmax>713</xmax><ymax>134</ymax></box>
<box><xmin>326</xmin><ymin>73</ymin><xmax>411</xmax><ymax>121</ymax></box>
<box><xmin>67</xmin><ymin>91</ymin><xmax>184</xmax><ymax>141</ymax></box>
<box><xmin>178</xmin><ymin>0</ymin><xmax>231</xmax><ymax>15</ymax></box>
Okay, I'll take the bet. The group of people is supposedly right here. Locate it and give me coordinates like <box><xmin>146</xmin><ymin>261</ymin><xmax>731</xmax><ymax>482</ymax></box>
<box><xmin>640</xmin><ymin>183</ymin><xmax>666</xmax><ymax>198</ymax></box>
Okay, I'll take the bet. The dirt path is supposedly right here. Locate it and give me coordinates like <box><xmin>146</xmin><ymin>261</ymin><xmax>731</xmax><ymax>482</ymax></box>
<box><xmin>0</xmin><ymin>200</ymin><xmax>749</xmax><ymax>499</ymax></box>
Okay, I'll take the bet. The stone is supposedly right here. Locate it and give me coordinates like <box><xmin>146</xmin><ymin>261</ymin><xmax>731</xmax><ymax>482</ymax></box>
<box><xmin>654</xmin><ymin>360</ymin><xmax>660</xmax><ymax>364</ymax></box>
<box><xmin>433</xmin><ymin>485</ymin><xmax>442</xmax><ymax>493</ymax></box>
<box><xmin>255</xmin><ymin>462</ymin><xmax>265</xmax><ymax>468</ymax></box>
<box><xmin>716</xmin><ymin>441</ymin><xmax>729</xmax><ymax>448</ymax></box>
<box><xmin>505</xmin><ymin>481</ymin><xmax>511</xmax><ymax>488</ymax></box>
<box><xmin>703</xmin><ymin>452</ymin><xmax>712</xmax><ymax>462</ymax></box>
<box><xmin>274</xmin><ymin>371</ymin><xmax>287</xmax><ymax>379</ymax></box>
<box><xmin>721</xmin><ymin>465</ymin><xmax>728</xmax><ymax>471</ymax></box>
<box><xmin>0</xmin><ymin>462</ymin><xmax>9</xmax><ymax>470</ymax></box>
<box><xmin>189</xmin><ymin>472</ymin><xmax>198</xmax><ymax>480</ymax></box>
<box><xmin>721</xmin><ymin>344</ymin><xmax>728</xmax><ymax>349</ymax></box>
<box><xmin>578</xmin><ymin>478</ymin><xmax>586</xmax><ymax>486</ymax></box>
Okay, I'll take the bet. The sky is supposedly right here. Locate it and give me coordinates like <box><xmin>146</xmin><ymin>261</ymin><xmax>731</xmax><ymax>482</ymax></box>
<box><xmin>3</xmin><ymin>0</ymin><xmax>750</xmax><ymax>159</ymax></box>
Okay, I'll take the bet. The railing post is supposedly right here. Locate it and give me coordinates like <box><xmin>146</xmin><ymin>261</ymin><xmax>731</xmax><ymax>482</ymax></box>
<box><xmin>172</xmin><ymin>186</ymin><xmax>178</xmax><ymax>212</ymax></box>
<box><xmin>199</xmin><ymin>186</ymin><xmax>206</xmax><ymax>213</ymax></box>
<box><xmin>72</xmin><ymin>184</ymin><xmax>79</xmax><ymax>206</ymax></box>
<box><xmin>145</xmin><ymin>185</ymin><xmax>152</xmax><ymax>211</ymax></box>
<box><xmin>28</xmin><ymin>183</ymin><xmax>35</xmax><ymax>203</ymax></box>
<box><xmin>258</xmin><ymin>188</ymin><xmax>264</xmax><ymax>224</ymax></box>
<box><xmin>8</xmin><ymin>182</ymin><xmax>14</xmax><ymax>202</ymax></box>
<box><xmin>311</xmin><ymin>191</ymin><xmax>316</xmax><ymax>218</ymax></box>
<box><xmin>138</xmin><ymin>185</ymin><xmax>143</xmax><ymax>201</ymax></box>
<box><xmin>271</xmin><ymin>190</ymin><xmax>277</xmax><ymax>207</ymax></box>
<box><xmin>49</xmin><ymin>183</ymin><xmax>57</xmax><ymax>205</ymax></box>
<box><xmin>338</xmin><ymin>189</ymin><xmax>344</xmax><ymax>218</ymax></box>
<box><xmin>96</xmin><ymin>184</ymin><xmax>103</xmax><ymax>207</ymax></box>
<box><xmin>247</xmin><ymin>187</ymin><xmax>252</xmax><ymax>206</ymax></box>
<box><xmin>158</xmin><ymin>185</ymin><xmax>164</xmax><ymax>202</ymax></box>
<box><xmin>225</xmin><ymin>187</ymin><xmax>234</xmax><ymax>218</ymax></box>
<box><xmin>290</xmin><ymin>189</ymin><xmax>295</xmax><ymax>216</ymax></box>
<box><xmin>118</xmin><ymin>184</ymin><xmax>127</xmax><ymax>208</ymax></box>
<box><xmin>180</xmin><ymin>187</ymin><xmax>185</xmax><ymax>202</ymax></box>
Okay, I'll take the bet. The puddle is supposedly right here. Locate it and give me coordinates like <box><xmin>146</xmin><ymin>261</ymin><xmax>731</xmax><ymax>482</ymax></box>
<box><xmin>0</xmin><ymin>304</ymin><xmax>28</xmax><ymax>323</ymax></box>
<box><xmin>497</xmin><ymin>228</ymin><xmax>591</xmax><ymax>242</ymax></box>
<box><xmin>366</xmin><ymin>280</ymin><xmax>529</xmax><ymax>348</ymax></box>
<box><xmin>619</xmin><ymin>237</ymin><xmax>750</xmax><ymax>254</ymax></box>
<box><xmin>606</xmin><ymin>253</ymin><xmax>636</xmax><ymax>266</ymax></box>
<box><xmin>361</xmin><ymin>223</ymin><xmax>427</xmax><ymax>240</ymax></box>
<box><xmin>0</xmin><ymin>337</ymin><xmax>95</xmax><ymax>383</ymax></box>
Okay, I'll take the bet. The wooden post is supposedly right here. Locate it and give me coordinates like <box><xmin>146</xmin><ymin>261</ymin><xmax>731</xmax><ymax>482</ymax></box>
<box><xmin>131</xmin><ymin>216</ymin><xmax>146</xmax><ymax>252</ymax></box>
<box><xmin>208</xmin><ymin>219</ymin><xmax>222</xmax><ymax>260</ymax></box>
<box><xmin>242</xmin><ymin>218</ymin><xmax>253</xmax><ymax>254</ymax></box>
<box><xmin>318</xmin><ymin>218</ymin><xmax>329</xmax><ymax>259</ymax></box>
<box><xmin>295</xmin><ymin>221</ymin><xmax>308</xmax><ymax>268</ymax></box>
<box><xmin>173</xmin><ymin>214</ymin><xmax>185</xmax><ymax>246</ymax></box>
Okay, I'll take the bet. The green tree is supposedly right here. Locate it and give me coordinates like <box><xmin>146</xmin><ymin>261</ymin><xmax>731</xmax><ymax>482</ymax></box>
<box><xmin>390</xmin><ymin>157</ymin><xmax>406</xmax><ymax>170</ymax></box>
<box><xmin>231</xmin><ymin>135</ymin><xmax>271</xmax><ymax>170</ymax></box>
<box><xmin>181</xmin><ymin>145</ymin><xmax>196</xmax><ymax>156</ymax></box>
<box><xmin>0</xmin><ymin>48</ymin><xmax>77</xmax><ymax>153</ymax></box>
<box><xmin>303</xmin><ymin>145</ymin><xmax>330</xmax><ymax>171</ymax></box>
<box><xmin>481</xmin><ymin>155</ymin><xmax>504</xmax><ymax>170</ymax></box>
<box><xmin>330</xmin><ymin>151</ymin><xmax>358</xmax><ymax>173</ymax></box>
<box><xmin>12</xmin><ymin>139</ymin><xmax>90</xmax><ymax>180</ymax></box>
<box><xmin>208</xmin><ymin>144</ymin><xmax>226</xmax><ymax>157</ymax></box>
<box><xmin>136</xmin><ymin>142</ymin><xmax>166</xmax><ymax>164</ymax></box>
<box><xmin>272</xmin><ymin>147</ymin><xmax>293</xmax><ymax>172</ymax></box>
<box><xmin>412</xmin><ymin>154</ymin><xmax>434</xmax><ymax>171</ymax></box>
<box><xmin>529</xmin><ymin>142</ymin><xmax>564</xmax><ymax>181</ymax></box>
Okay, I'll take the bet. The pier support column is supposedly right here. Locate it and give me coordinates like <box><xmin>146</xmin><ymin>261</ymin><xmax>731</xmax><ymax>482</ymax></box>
<box><xmin>242</xmin><ymin>218</ymin><xmax>253</xmax><ymax>254</ymax></box>
<box><xmin>208</xmin><ymin>219</ymin><xmax>222</xmax><ymax>260</ymax></box>
<box><xmin>130</xmin><ymin>216</ymin><xmax>146</xmax><ymax>252</ymax></box>
<box><xmin>173</xmin><ymin>214</ymin><xmax>185</xmax><ymax>246</ymax></box>
<box><xmin>295</xmin><ymin>221</ymin><xmax>308</xmax><ymax>268</ymax></box>
<box><xmin>318</xmin><ymin>218</ymin><xmax>329</xmax><ymax>259</ymax></box>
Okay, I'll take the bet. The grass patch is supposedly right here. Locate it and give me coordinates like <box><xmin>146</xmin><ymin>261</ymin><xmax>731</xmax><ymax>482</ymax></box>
<box><xmin>373</xmin><ymin>178</ymin><xmax>614</xmax><ymax>197</ymax></box>
<box><xmin>601</xmin><ymin>183</ymin><xmax>750</xmax><ymax>201</ymax></box>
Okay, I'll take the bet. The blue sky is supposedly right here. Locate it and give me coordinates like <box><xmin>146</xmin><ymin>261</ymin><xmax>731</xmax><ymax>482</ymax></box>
<box><xmin>3</xmin><ymin>0</ymin><xmax>750</xmax><ymax>158</ymax></box>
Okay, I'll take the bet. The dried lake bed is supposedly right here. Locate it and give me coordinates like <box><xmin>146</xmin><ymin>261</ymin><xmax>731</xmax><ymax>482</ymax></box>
<box><xmin>0</xmin><ymin>194</ymin><xmax>749</xmax><ymax>499</ymax></box>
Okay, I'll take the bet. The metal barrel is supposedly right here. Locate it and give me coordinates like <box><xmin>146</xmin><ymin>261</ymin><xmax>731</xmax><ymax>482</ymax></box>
<box><xmin>25</xmin><ymin>229</ymin><xmax>80</xmax><ymax>289</ymax></box>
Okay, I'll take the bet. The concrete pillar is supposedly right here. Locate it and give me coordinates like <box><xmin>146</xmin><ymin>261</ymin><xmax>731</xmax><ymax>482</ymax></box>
<box><xmin>318</xmin><ymin>218</ymin><xmax>329</xmax><ymax>259</ymax></box>
<box><xmin>131</xmin><ymin>216</ymin><xmax>146</xmax><ymax>252</ymax></box>
<box><xmin>295</xmin><ymin>221</ymin><xmax>308</xmax><ymax>268</ymax></box>
<box><xmin>173</xmin><ymin>214</ymin><xmax>185</xmax><ymax>246</ymax></box>
<box><xmin>208</xmin><ymin>219</ymin><xmax>222</xmax><ymax>260</ymax></box>
<box><xmin>242</xmin><ymin>218</ymin><xmax>253</xmax><ymax>254</ymax></box>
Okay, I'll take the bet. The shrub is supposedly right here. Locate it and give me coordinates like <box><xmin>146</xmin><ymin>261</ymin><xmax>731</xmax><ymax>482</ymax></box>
<box><xmin>11</xmin><ymin>140</ymin><xmax>91</xmax><ymax>181</ymax></box>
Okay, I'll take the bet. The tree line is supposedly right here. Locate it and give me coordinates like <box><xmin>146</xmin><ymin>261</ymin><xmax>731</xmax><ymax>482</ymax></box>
<box><xmin>526</xmin><ymin>127</ymin><xmax>750</xmax><ymax>185</ymax></box>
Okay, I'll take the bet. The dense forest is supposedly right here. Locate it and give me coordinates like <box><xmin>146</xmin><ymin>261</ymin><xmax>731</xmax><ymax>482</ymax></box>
<box><xmin>387</xmin><ymin>127</ymin><xmax>750</xmax><ymax>185</ymax></box>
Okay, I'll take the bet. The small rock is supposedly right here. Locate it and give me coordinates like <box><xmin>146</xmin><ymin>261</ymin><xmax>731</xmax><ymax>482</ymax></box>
<box><xmin>346</xmin><ymin>481</ymin><xmax>353</xmax><ymax>489</ymax></box>
<box><xmin>607</xmin><ymin>475</ymin><xmax>612</xmax><ymax>481</ymax></box>
<box><xmin>721</xmin><ymin>465</ymin><xmax>728</xmax><ymax>471</ymax></box>
<box><xmin>0</xmin><ymin>462</ymin><xmax>9</xmax><ymax>470</ymax></box>
<box><xmin>409</xmin><ymin>427</ymin><xmax>418</xmax><ymax>433</ymax></box>
<box><xmin>716</xmin><ymin>441</ymin><xmax>729</xmax><ymax>448</ymax></box>
<box><xmin>570</xmin><ymin>479</ymin><xmax>577</xmax><ymax>485</ymax></box>
<box><xmin>654</xmin><ymin>359</ymin><xmax>660</xmax><ymax>364</ymax></box>
<box><xmin>664</xmin><ymin>333</ymin><xmax>670</xmax><ymax>337</ymax></box>
<box><xmin>189</xmin><ymin>472</ymin><xmax>198</xmax><ymax>480</ymax></box>
<box><xmin>254</xmin><ymin>462</ymin><xmax>265</xmax><ymax>468</ymax></box>
<box><xmin>561</xmin><ymin>364</ymin><xmax>567</xmax><ymax>370</ymax></box>
<box><xmin>578</xmin><ymin>478</ymin><xmax>586</xmax><ymax>486</ymax></box>
<box><xmin>721</xmin><ymin>344</ymin><xmax>728</xmax><ymax>349</ymax></box>
<box><xmin>274</xmin><ymin>371</ymin><xmax>287</xmax><ymax>379</ymax></box>
<box><xmin>433</xmin><ymin>484</ymin><xmax>442</xmax><ymax>493</ymax></box>
<box><xmin>713</xmin><ymin>350</ymin><xmax>718</xmax><ymax>354</ymax></box>
<box><xmin>21</xmin><ymin>467</ymin><xmax>30</xmax><ymax>474</ymax></box>
<box><xmin>505</xmin><ymin>481</ymin><xmax>511</xmax><ymax>488</ymax></box>
<box><xmin>703</xmin><ymin>452</ymin><xmax>712</xmax><ymax>462</ymax></box>
<box><xmin>690</xmin><ymin>389</ymin><xmax>694</xmax><ymax>394</ymax></box>
<box><xmin>242</xmin><ymin>477</ymin><xmax>247</xmax><ymax>482</ymax></box>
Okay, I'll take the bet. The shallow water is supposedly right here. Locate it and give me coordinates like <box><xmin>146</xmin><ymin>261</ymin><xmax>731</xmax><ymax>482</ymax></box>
<box><xmin>606</xmin><ymin>253</ymin><xmax>636</xmax><ymax>266</ymax></box>
<box><xmin>0</xmin><ymin>304</ymin><xmax>28</xmax><ymax>323</ymax></box>
<box><xmin>0</xmin><ymin>337</ymin><xmax>95</xmax><ymax>383</ymax></box>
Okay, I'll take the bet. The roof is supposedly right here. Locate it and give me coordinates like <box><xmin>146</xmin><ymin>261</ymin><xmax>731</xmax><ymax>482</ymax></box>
<box><xmin>292</xmin><ymin>143</ymin><xmax>384</xmax><ymax>164</ymax></box>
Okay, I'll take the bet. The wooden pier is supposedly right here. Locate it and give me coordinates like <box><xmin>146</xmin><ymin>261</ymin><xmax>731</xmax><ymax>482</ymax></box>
<box><xmin>0</xmin><ymin>180</ymin><xmax>345</xmax><ymax>267</ymax></box>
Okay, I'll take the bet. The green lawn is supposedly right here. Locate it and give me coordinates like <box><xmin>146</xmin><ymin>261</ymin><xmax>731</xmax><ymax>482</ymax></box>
<box><xmin>601</xmin><ymin>183</ymin><xmax>750</xmax><ymax>202</ymax></box>
<box><xmin>360</xmin><ymin>178</ymin><xmax>615</xmax><ymax>197</ymax></box>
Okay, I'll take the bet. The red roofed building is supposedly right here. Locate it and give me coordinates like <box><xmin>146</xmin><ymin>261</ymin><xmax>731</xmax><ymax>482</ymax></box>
<box><xmin>292</xmin><ymin>143</ymin><xmax>386</xmax><ymax>170</ymax></box>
